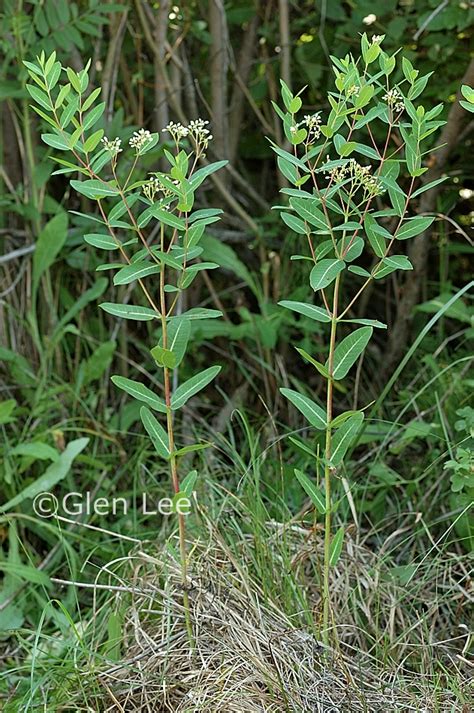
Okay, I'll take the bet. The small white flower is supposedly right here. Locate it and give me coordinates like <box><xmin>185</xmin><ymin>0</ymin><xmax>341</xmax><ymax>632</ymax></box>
<box><xmin>142</xmin><ymin>175</ymin><xmax>175</xmax><ymax>201</ymax></box>
<box><xmin>371</xmin><ymin>34</ymin><xmax>383</xmax><ymax>44</ymax></box>
<box><xmin>290</xmin><ymin>125</ymin><xmax>298</xmax><ymax>134</ymax></box>
<box><xmin>101</xmin><ymin>136</ymin><xmax>122</xmax><ymax>155</ymax></box>
<box><xmin>129</xmin><ymin>128</ymin><xmax>153</xmax><ymax>150</ymax></box>
<box><xmin>363</xmin><ymin>14</ymin><xmax>377</xmax><ymax>26</ymax></box>
<box><xmin>323</xmin><ymin>157</ymin><xmax>384</xmax><ymax>196</ymax></box>
<box><xmin>186</xmin><ymin>118</ymin><xmax>213</xmax><ymax>151</ymax></box>
<box><xmin>163</xmin><ymin>121</ymin><xmax>189</xmax><ymax>141</ymax></box>
<box><xmin>383</xmin><ymin>88</ymin><xmax>403</xmax><ymax>106</ymax></box>
<box><xmin>301</xmin><ymin>113</ymin><xmax>322</xmax><ymax>141</ymax></box>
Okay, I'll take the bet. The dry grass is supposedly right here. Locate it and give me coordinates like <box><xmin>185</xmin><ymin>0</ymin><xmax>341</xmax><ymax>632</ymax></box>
<box><xmin>70</xmin><ymin>512</ymin><xmax>472</xmax><ymax>712</ymax></box>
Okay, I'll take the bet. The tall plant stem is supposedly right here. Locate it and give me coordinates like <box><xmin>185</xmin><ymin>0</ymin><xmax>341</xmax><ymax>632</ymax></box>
<box><xmin>322</xmin><ymin>273</ymin><xmax>340</xmax><ymax>645</ymax></box>
<box><xmin>159</xmin><ymin>229</ymin><xmax>194</xmax><ymax>649</ymax></box>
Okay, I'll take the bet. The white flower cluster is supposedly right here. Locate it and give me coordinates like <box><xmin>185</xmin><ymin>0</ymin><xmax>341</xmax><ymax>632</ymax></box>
<box><xmin>324</xmin><ymin>157</ymin><xmax>385</xmax><ymax>197</ymax></box>
<box><xmin>143</xmin><ymin>177</ymin><xmax>164</xmax><ymax>202</ymax></box>
<box><xmin>303</xmin><ymin>113</ymin><xmax>322</xmax><ymax>139</ymax></box>
<box><xmin>163</xmin><ymin>118</ymin><xmax>213</xmax><ymax>152</ymax></box>
<box><xmin>289</xmin><ymin>113</ymin><xmax>322</xmax><ymax>142</ymax></box>
<box><xmin>101</xmin><ymin>136</ymin><xmax>122</xmax><ymax>156</ymax></box>
<box><xmin>347</xmin><ymin>85</ymin><xmax>359</xmax><ymax>98</ymax></box>
<box><xmin>188</xmin><ymin>118</ymin><xmax>213</xmax><ymax>150</ymax></box>
<box><xmin>129</xmin><ymin>128</ymin><xmax>153</xmax><ymax>150</ymax></box>
<box><xmin>371</xmin><ymin>34</ymin><xmax>383</xmax><ymax>44</ymax></box>
<box><xmin>142</xmin><ymin>175</ymin><xmax>180</xmax><ymax>203</ymax></box>
<box><xmin>383</xmin><ymin>88</ymin><xmax>404</xmax><ymax>114</ymax></box>
<box><xmin>363</xmin><ymin>14</ymin><xmax>377</xmax><ymax>26</ymax></box>
<box><xmin>164</xmin><ymin>121</ymin><xmax>189</xmax><ymax>141</ymax></box>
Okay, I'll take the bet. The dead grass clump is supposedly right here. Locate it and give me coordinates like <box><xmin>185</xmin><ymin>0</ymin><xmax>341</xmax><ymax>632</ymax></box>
<box><xmin>83</xmin><ymin>525</ymin><xmax>469</xmax><ymax>712</ymax></box>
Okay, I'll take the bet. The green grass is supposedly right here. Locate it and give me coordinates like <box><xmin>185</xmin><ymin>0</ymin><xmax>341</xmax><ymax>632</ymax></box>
<box><xmin>1</xmin><ymin>340</ymin><xmax>472</xmax><ymax>709</ymax></box>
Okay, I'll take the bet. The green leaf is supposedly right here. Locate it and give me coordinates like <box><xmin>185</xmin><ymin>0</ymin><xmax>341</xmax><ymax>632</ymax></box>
<box><xmin>147</xmin><ymin>207</ymin><xmax>186</xmax><ymax>230</ymax></box>
<box><xmin>181</xmin><ymin>470</ymin><xmax>198</xmax><ymax>496</ymax></box>
<box><xmin>331</xmin><ymin>412</ymin><xmax>364</xmax><ymax>465</ymax></box>
<box><xmin>294</xmin><ymin>469</ymin><xmax>326</xmax><ymax>514</ymax></box>
<box><xmin>81</xmin><ymin>86</ymin><xmax>101</xmax><ymax>112</ymax></box>
<box><xmin>280</xmin><ymin>388</ymin><xmax>326</xmax><ymax>429</ymax></box>
<box><xmin>41</xmin><ymin>133</ymin><xmax>70</xmax><ymax>150</ymax></box>
<box><xmin>330</xmin><ymin>410</ymin><xmax>361</xmax><ymax>429</ymax></box>
<box><xmin>374</xmin><ymin>255</ymin><xmax>413</xmax><ymax>279</ymax></box>
<box><xmin>70</xmin><ymin>179</ymin><xmax>119</xmax><ymax>199</ymax></box>
<box><xmin>26</xmin><ymin>83</ymin><xmax>51</xmax><ymax>110</ymax></box>
<box><xmin>53</xmin><ymin>279</ymin><xmax>108</xmax><ymax>339</ymax></box>
<box><xmin>339</xmin><ymin>141</ymin><xmax>357</xmax><ymax>157</ymax></box>
<box><xmin>0</xmin><ymin>399</ymin><xmax>16</xmax><ymax>424</ymax></box>
<box><xmin>179</xmin><ymin>308</ymin><xmax>222</xmax><ymax>321</ymax></box>
<box><xmin>0</xmin><ymin>562</ymin><xmax>52</xmax><ymax>588</ymax></box>
<box><xmin>348</xmin><ymin>265</ymin><xmax>371</xmax><ymax>278</ymax></box>
<box><xmin>408</xmin><ymin>73</ymin><xmax>432</xmax><ymax>101</ymax></box>
<box><xmin>380</xmin><ymin>162</ymin><xmax>405</xmax><ymax>216</ymax></box>
<box><xmin>111</xmin><ymin>376</ymin><xmax>167</xmax><ymax>413</ymax></box>
<box><xmin>99</xmin><ymin>302</ymin><xmax>158</xmax><ymax>321</ymax></box>
<box><xmin>140</xmin><ymin>407</ymin><xmax>169</xmax><ymax>459</ymax></box>
<box><xmin>402</xmin><ymin>57</ymin><xmax>417</xmax><ymax>84</ymax></box>
<box><xmin>411</xmin><ymin>176</ymin><xmax>448</xmax><ymax>199</ymax></box>
<box><xmin>161</xmin><ymin>317</ymin><xmax>191</xmax><ymax>368</ymax></box>
<box><xmin>339</xmin><ymin>318</ymin><xmax>387</xmax><ymax>329</ymax></box>
<box><xmin>354</xmin><ymin>84</ymin><xmax>374</xmax><ymax>108</ymax></box>
<box><xmin>339</xmin><ymin>236</ymin><xmax>364</xmax><ymax>262</ymax></box>
<box><xmin>290</xmin><ymin>197</ymin><xmax>328</xmax><ymax>230</ymax></box>
<box><xmin>104</xmin><ymin>611</ymin><xmax>122</xmax><ymax>662</ymax></box>
<box><xmin>66</xmin><ymin>67</ymin><xmax>81</xmax><ymax>93</ymax></box>
<box><xmin>364</xmin><ymin>214</ymin><xmax>386</xmax><ymax>258</ymax></box>
<box><xmin>280</xmin><ymin>79</ymin><xmax>293</xmax><ymax>111</ymax></box>
<box><xmin>170</xmin><ymin>366</ymin><xmax>221</xmax><ymax>410</ymax></box>
<box><xmin>151</xmin><ymin>345</ymin><xmax>176</xmax><ymax>368</ymax></box>
<box><xmin>33</xmin><ymin>213</ymin><xmax>68</xmax><ymax>297</ymax></box>
<box><xmin>277</xmin><ymin>156</ymin><xmax>299</xmax><ymax>185</ymax></box>
<box><xmin>290</xmin><ymin>127</ymin><xmax>307</xmax><ymax>145</ymax></box>
<box><xmin>329</xmin><ymin>327</ymin><xmax>373</xmax><ymax>380</ymax></box>
<box><xmin>329</xmin><ymin>527</ymin><xmax>344</xmax><ymax>566</ymax></box>
<box><xmin>396</xmin><ymin>216</ymin><xmax>435</xmax><ymax>240</ymax></box>
<box><xmin>354</xmin><ymin>103</ymin><xmax>387</xmax><ymax>129</ymax></box>
<box><xmin>10</xmin><ymin>443</ymin><xmax>58</xmax><ymax>461</ymax></box>
<box><xmin>171</xmin><ymin>491</ymin><xmax>192</xmax><ymax>514</ymax></box>
<box><xmin>83</xmin><ymin>128</ymin><xmax>104</xmax><ymax>152</ymax></box>
<box><xmin>189</xmin><ymin>160</ymin><xmax>228</xmax><ymax>190</ymax></box>
<box><xmin>0</xmin><ymin>438</ymin><xmax>89</xmax><ymax>513</ymax></box>
<box><xmin>461</xmin><ymin>85</ymin><xmax>474</xmax><ymax>103</ymax></box>
<box><xmin>174</xmin><ymin>442</ymin><xmax>212</xmax><ymax>457</ymax></box>
<box><xmin>281</xmin><ymin>212</ymin><xmax>308</xmax><ymax>234</ymax></box>
<box><xmin>272</xmin><ymin>145</ymin><xmax>309</xmax><ymax>172</ymax></box>
<box><xmin>79</xmin><ymin>341</ymin><xmax>116</xmax><ymax>387</ymax></box>
<box><xmin>295</xmin><ymin>349</ymin><xmax>331</xmax><ymax>378</ymax></box>
<box><xmin>83</xmin><ymin>102</ymin><xmax>106</xmax><ymax>131</ymax></box>
<box><xmin>113</xmin><ymin>263</ymin><xmax>162</xmax><ymax>286</ymax></box>
<box><xmin>279</xmin><ymin>300</ymin><xmax>331</xmax><ymax>323</ymax></box>
<box><xmin>84</xmin><ymin>233</ymin><xmax>118</xmax><ymax>250</ymax></box>
<box><xmin>310</xmin><ymin>259</ymin><xmax>345</xmax><ymax>291</ymax></box>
